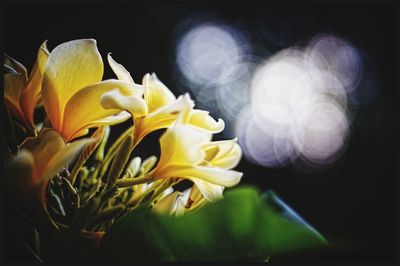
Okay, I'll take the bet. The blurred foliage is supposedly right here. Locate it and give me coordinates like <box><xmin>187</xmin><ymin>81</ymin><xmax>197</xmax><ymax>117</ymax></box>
<box><xmin>96</xmin><ymin>186</ymin><xmax>326</xmax><ymax>262</ymax></box>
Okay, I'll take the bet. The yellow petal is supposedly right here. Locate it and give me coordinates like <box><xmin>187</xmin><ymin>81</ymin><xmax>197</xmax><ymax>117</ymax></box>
<box><xmin>143</xmin><ymin>73</ymin><xmax>176</xmax><ymax>113</ymax></box>
<box><xmin>62</xmin><ymin>80</ymin><xmax>139</xmax><ymax>141</ymax></box>
<box><xmin>156</xmin><ymin>125</ymin><xmax>211</xmax><ymax>175</ymax></box>
<box><xmin>203</xmin><ymin>145</ymin><xmax>220</xmax><ymax>162</ymax></box>
<box><xmin>4</xmin><ymin>73</ymin><xmax>27</xmax><ymax>123</ymax></box>
<box><xmin>42</xmin><ymin>39</ymin><xmax>103</xmax><ymax>130</ymax></box>
<box><xmin>163</xmin><ymin>164</ymin><xmax>243</xmax><ymax>187</ymax></box>
<box><xmin>135</xmin><ymin>94</ymin><xmax>194</xmax><ymax>140</ymax></box>
<box><xmin>101</xmin><ymin>88</ymin><xmax>148</xmax><ymax>117</ymax></box>
<box><xmin>20</xmin><ymin>41</ymin><xmax>50</xmax><ymax>127</ymax></box>
<box><xmin>4</xmin><ymin>73</ymin><xmax>26</xmax><ymax>104</ymax></box>
<box><xmin>204</xmin><ymin>138</ymin><xmax>242</xmax><ymax>169</ymax></box>
<box><xmin>152</xmin><ymin>191</ymin><xmax>182</xmax><ymax>215</ymax></box>
<box><xmin>191</xmin><ymin>179</ymin><xmax>224</xmax><ymax>202</ymax></box>
<box><xmin>212</xmin><ymin>142</ymin><xmax>242</xmax><ymax>169</ymax></box>
<box><xmin>40</xmin><ymin>137</ymin><xmax>94</xmax><ymax>183</ymax></box>
<box><xmin>4</xmin><ymin>56</ymin><xmax>26</xmax><ymax>103</ymax></box>
<box><xmin>37</xmin><ymin>41</ymin><xmax>50</xmax><ymax>74</ymax></box>
<box><xmin>68</xmin><ymin>111</ymin><xmax>132</xmax><ymax>141</ymax></box>
<box><xmin>4</xmin><ymin>54</ymin><xmax>28</xmax><ymax>80</ymax></box>
<box><xmin>188</xmin><ymin>109</ymin><xmax>225</xmax><ymax>133</ymax></box>
<box><xmin>107</xmin><ymin>53</ymin><xmax>134</xmax><ymax>83</ymax></box>
<box><xmin>20</xmin><ymin>129</ymin><xmax>65</xmax><ymax>181</ymax></box>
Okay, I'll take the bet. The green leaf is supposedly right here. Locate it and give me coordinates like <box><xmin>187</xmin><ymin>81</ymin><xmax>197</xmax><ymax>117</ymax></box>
<box><xmin>95</xmin><ymin>186</ymin><xmax>327</xmax><ymax>262</ymax></box>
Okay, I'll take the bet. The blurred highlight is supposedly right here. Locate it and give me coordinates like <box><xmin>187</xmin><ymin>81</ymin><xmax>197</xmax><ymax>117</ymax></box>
<box><xmin>174</xmin><ymin>16</ymin><xmax>364</xmax><ymax>171</ymax></box>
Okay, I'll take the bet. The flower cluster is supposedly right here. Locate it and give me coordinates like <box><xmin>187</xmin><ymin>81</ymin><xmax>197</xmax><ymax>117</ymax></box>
<box><xmin>4</xmin><ymin>39</ymin><xmax>243</xmax><ymax>253</ymax></box>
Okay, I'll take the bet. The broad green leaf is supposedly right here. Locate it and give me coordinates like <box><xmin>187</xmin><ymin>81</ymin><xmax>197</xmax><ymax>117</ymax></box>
<box><xmin>96</xmin><ymin>186</ymin><xmax>327</xmax><ymax>261</ymax></box>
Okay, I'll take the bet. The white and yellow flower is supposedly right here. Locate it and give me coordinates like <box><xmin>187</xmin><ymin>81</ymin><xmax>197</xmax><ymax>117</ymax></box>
<box><xmin>5</xmin><ymin>129</ymin><xmax>91</xmax><ymax>213</ymax></box>
<box><xmin>152</xmin><ymin>136</ymin><xmax>242</xmax><ymax>215</ymax></box>
<box><xmin>4</xmin><ymin>42</ymin><xmax>49</xmax><ymax>132</ymax></box>
<box><xmin>150</xmin><ymin>123</ymin><xmax>242</xmax><ymax>203</ymax></box>
<box><xmin>101</xmin><ymin>55</ymin><xmax>225</xmax><ymax>144</ymax></box>
<box><xmin>41</xmin><ymin>39</ymin><xmax>147</xmax><ymax>142</ymax></box>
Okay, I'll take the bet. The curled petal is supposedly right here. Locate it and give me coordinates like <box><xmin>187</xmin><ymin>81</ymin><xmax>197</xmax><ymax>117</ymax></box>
<box><xmin>107</xmin><ymin>53</ymin><xmax>134</xmax><ymax>83</ymax></box>
<box><xmin>203</xmin><ymin>146</ymin><xmax>220</xmax><ymax>163</ymax></box>
<box><xmin>41</xmin><ymin>137</ymin><xmax>94</xmax><ymax>183</ymax></box>
<box><xmin>188</xmin><ymin>109</ymin><xmax>225</xmax><ymax>133</ymax></box>
<box><xmin>162</xmin><ymin>164</ymin><xmax>243</xmax><ymax>188</ymax></box>
<box><xmin>4</xmin><ymin>73</ymin><xmax>27</xmax><ymax>124</ymax></box>
<box><xmin>37</xmin><ymin>41</ymin><xmax>50</xmax><ymax>74</ymax></box>
<box><xmin>42</xmin><ymin>39</ymin><xmax>104</xmax><ymax>129</ymax></box>
<box><xmin>21</xmin><ymin>41</ymin><xmax>50</xmax><ymax>126</ymax></box>
<box><xmin>62</xmin><ymin>80</ymin><xmax>140</xmax><ymax>141</ymax></box>
<box><xmin>191</xmin><ymin>179</ymin><xmax>224</xmax><ymax>202</ymax></box>
<box><xmin>66</xmin><ymin>113</ymin><xmax>131</xmax><ymax>142</ymax></box>
<box><xmin>20</xmin><ymin>129</ymin><xmax>65</xmax><ymax>182</ymax></box>
<box><xmin>156</xmin><ymin>125</ymin><xmax>212</xmax><ymax>173</ymax></box>
<box><xmin>101</xmin><ymin>88</ymin><xmax>148</xmax><ymax>118</ymax></box>
<box><xmin>143</xmin><ymin>73</ymin><xmax>176</xmax><ymax>113</ymax></box>
<box><xmin>4</xmin><ymin>54</ymin><xmax>28</xmax><ymax>80</ymax></box>
<box><xmin>204</xmin><ymin>138</ymin><xmax>242</xmax><ymax>169</ymax></box>
<box><xmin>153</xmin><ymin>191</ymin><xmax>182</xmax><ymax>215</ymax></box>
<box><xmin>135</xmin><ymin>94</ymin><xmax>194</xmax><ymax>140</ymax></box>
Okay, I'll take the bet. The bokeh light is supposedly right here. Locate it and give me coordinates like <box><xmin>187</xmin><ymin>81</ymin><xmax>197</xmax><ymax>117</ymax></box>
<box><xmin>174</xmin><ymin>15</ymin><xmax>364</xmax><ymax>171</ymax></box>
<box><xmin>175</xmin><ymin>20</ymin><xmax>248</xmax><ymax>89</ymax></box>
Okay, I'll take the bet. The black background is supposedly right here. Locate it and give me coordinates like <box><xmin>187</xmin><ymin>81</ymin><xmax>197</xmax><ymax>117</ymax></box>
<box><xmin>3</xmin><ymin>0</ymin><xmax>397</xmax><ymax>263</ymax></box>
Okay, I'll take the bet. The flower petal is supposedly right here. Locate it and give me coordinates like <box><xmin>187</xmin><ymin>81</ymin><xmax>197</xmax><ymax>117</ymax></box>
<box><xmin>40</xmin><ymin>137</ymin><xmax>94</xmax><ymax>183</ymax></box>
<box><xmin>4</xmin><ymin>54</ymin><xmax>28</xmax><ymax>80</ymax></box>
<box><xmin>191</xmin><ymin>179</ymin><xmax>224</xmax><ymax>202</ymax></box>
<box><xmin>156</xmin><ymin>125</ymin><xmax>211</xmax><ymax>174</ymax></box>
<box><xmin>4</xmin><ymin>55</ymin><xmax>28</xmax><ymax>116</ymax></box>
<box><xmin>37</xmin><ymin>41</ymin><xmax>50</xmax><ymax>74</ymax></box>
<box><xmin>20</xmin><ymin>129</ymin><xmax>66</xmax><ymax>182</ymax></box>
<box><xmin>20</xmin><ymin>41</ymin><xmax>50</xmax><ymax>126</ymax></box>
<box><xmin>101</xmin><ymin>88</ymin><xmax>148</xmax><ymax>117</ymax></box>
<box><xmin>204</xmin><ymin>138</ymin><xmax>242</xmax><ymax>169</ymax></box>
<box><xmin>152</xmin><ymin>191</ymin><xmax>182</xmax><ymax>215</ymax></box>
<box><xmin>4</xmin><ymin>73</ymin><xmax>27</xmax><ymax>123</ymax></box>
<box><xmin>107</xmin><ymin>53</ymin><xmax>134</xmax><ymax>83</ymax></box>
<box><xmin>62</xmin><ymin>80</ymin><xmax>141</xmax><ymax>141</ymax></box>
<box><xmin>42</xmin><ymin>39</ymin><xmax>104</xmax><ymax>130</ymax></box>
<box><xmin>163</xmin><ymin>164</ymin><xmax>243</xmax><ymax>187</ymax></box>
<box><xmin>188</xmin><ymin>109</ymin><xmax>225</xmax><ymax>133</ymax></box>
<box><xmin>19</xmin><ymin>129</ymin><xmax>92</xmax><ymax>184</ymax></box>
<box><xmin>143</xmin><ymin>73</ymin><xmax>176</xmax><ymax>113</ymax></box>
<box><xmin>135</xmin><ymin>94</ymin><xmax>194</xmax><ymax>140</ymax></box>
<box><xmin>68</xmin><ymin>111</ymin><xmax>132</xmax><ymax>141</ymax></box>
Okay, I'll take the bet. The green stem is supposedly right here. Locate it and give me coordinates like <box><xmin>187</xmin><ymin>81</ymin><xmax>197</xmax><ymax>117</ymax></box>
<box><xmin>115</xmin><ymin>172</ymin><xmax>155</xmax><ymax>187</ymax></box>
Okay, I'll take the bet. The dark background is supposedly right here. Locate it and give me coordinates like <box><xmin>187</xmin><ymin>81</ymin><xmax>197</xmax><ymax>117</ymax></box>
<box><xmin>4</xmin><ymin>1</ymin><xmax>397</xmax><ymax>263</ymax></box>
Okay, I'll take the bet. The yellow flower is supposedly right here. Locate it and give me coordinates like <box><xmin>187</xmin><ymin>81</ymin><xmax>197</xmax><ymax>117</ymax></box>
<box><xmin>151</xmin><ymin>124</ymin><xmax>242</xmax><ymax>202</ymax></box>
<box><xmin>195</xmin><ymin>137</ymin><xmax>243</xmax><ymax>201</ymax></box>
<box><xmin>41</xmin><ymin>39</ymin><xmax>147</xmax><ymax>142</ymax></box>
<box><xmin>4</xmin><ymin>42</ymin><xmax>49</xmax><ymax>132</ymax></box>
<box><xmin>101</xmin><ymin>55</ymin><xmax>225</xmax><ymax>144</ymax></box>
<box><xmin>153</xmin><ymin>185</ymin><xmax>206</xmax><ymax>216</ymax></box>
<box><xmin>5</xmin><ymin>129</ymin><xmax>91</xmax><ymax>216</ymax></box>
<box><xmin>153</xmin><ymin>136</ymin><xmax>243</xmax><ymax>216</ymax></box>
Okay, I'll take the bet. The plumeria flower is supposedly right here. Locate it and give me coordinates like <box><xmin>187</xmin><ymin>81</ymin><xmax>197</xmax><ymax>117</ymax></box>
<box><xmin>195</xmin><ymin>137</ymin><xmax>242</xmax><ymax>201</ymax></box>
<box><xmin>153</xmin><ymin>185</ymin><xmax>206</xmax><ymax>216</ymax></box>
<box><xmin>101</xmin><ymin>55</ymin><xmax>225</xmax><ymax>144</ymax></box>
<box><xmin>4</xmin><ymin>42</ymin><xmax>49</xmax><ymax>133</ymax></box>
<box><xmin>152</xmin><ymin>136</ymin><xmax>243</xmax><ymax>216</ymax></box>
<box><xmin>149</xmin><ymin>123</ymin><xmax>243</xmax><ymax>202</ymax></box>
<box><xmin>41</xmin><ymin>39</ymin><xmax>147</xmax><ymax>142</ymax></box>
<box><xmin>4</xmin><ymin>129</ymin><xmax>92</xmax><ymax>227</ymax></box>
